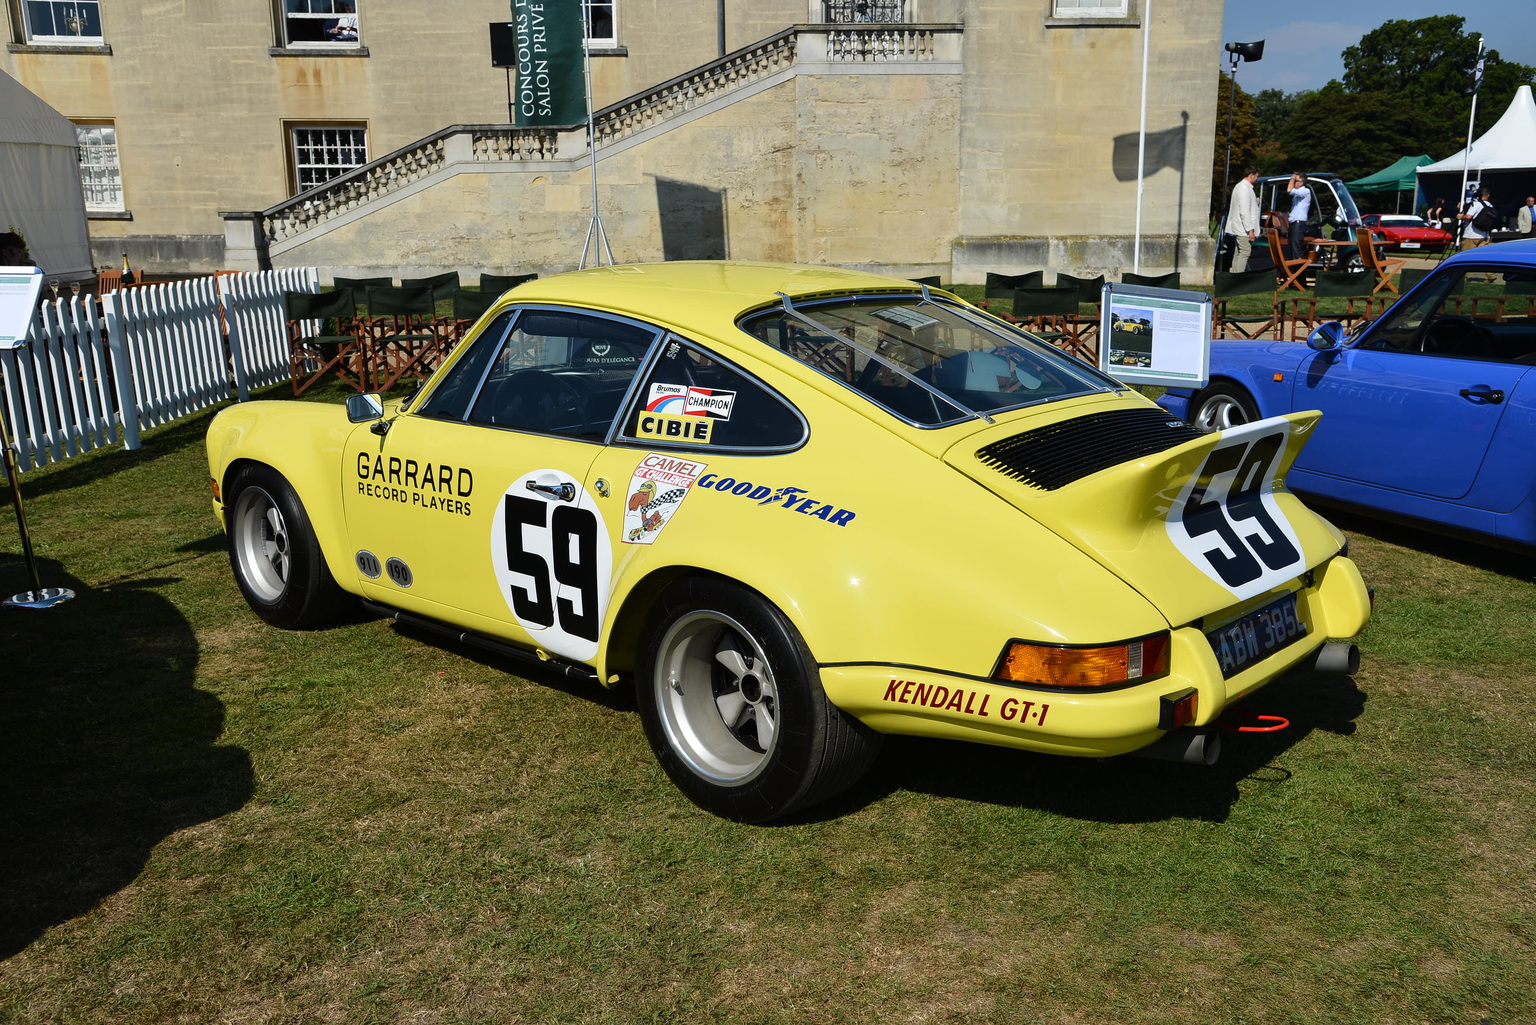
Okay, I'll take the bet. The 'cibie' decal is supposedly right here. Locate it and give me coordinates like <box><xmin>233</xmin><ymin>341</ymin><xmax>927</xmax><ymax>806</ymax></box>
<box><xmin>491</xmin><ymin>469</ymin><xmax>613</xmax><ymax>663</ymax></box>
<box><xmin>1166</xmin><ymin>417</ymin><xmax>1305</xmax><ymax>600</ymax></box>
<box><xmin>624</xmin><ymin>455</ymin><xmax>707</xmax><ymax>544</ymax></box>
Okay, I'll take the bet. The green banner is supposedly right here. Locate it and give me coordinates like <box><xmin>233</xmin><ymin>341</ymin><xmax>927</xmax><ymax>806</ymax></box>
<box><xmin>511</xmin><ymin>0</ymin><xmax>587</xmax><ymax>126</ymax></box>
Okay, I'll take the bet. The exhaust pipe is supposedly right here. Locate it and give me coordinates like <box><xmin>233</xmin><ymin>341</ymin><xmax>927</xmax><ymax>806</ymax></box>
<box><xmin>1312</xmin><ymin>641</ymin><xmax>1359</xmax><ymax>674</ymax></box>
<box><xmin>1130</xmin><ymin>727</ymin><xmax>1221</xmax><ymax>765</ymax></box>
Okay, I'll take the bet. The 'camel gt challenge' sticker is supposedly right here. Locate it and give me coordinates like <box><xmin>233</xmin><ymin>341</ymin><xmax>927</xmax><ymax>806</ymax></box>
<box><xmin>491</xmin><ymin>468</ymin><xmax>613</xmax><ymax>664</ymax></box>
<box><xmin>1165</xmin><ymin>416</ymin><xmax>1306</xmax><ymax>601</ymax></box>
<box><xmin>625</xmin><ymin>454</ymin><xmax>708</xmax><ymax>544</ymax></box>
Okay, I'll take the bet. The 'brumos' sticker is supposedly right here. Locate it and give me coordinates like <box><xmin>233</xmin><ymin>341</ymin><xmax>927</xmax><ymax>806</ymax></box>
<box><xmin>646</xmin><ymin>383</ymin><xmax>736</xmax><ymax>420</ymax></box>
<box><xmin>1165</xmin><ymin>417</ymin><xmax>1306</xmax><ymax>601</ymax></box>
<box><xmin>625</xmin><ymin>454</ymin><xmax>707</xmax><ymax>544</ymax></box>
<box><xmin>491</xmin><ymin>468</ymin><xmax>613</xmax><ymax>664</ymax></box>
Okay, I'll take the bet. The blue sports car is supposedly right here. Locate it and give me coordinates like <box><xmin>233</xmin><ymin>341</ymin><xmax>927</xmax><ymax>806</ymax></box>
<box><xmin>1159</xmin><ymin>240</ymin><xmax>1536</xmax><ymax>552</ymax></box>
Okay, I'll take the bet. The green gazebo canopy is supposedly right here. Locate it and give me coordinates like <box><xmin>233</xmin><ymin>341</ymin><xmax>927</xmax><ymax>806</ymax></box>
<box><xmin>1346</xmin><ymin>155</ymin><xmax>1434</xmax><ymax>193</ymax></box>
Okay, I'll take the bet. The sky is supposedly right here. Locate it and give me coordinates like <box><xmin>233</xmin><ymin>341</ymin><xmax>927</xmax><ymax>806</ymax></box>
<box><xmin>1221</xmin><ymin>0</ymin><xmax>1536</xmax><ymax>95</ymax></box>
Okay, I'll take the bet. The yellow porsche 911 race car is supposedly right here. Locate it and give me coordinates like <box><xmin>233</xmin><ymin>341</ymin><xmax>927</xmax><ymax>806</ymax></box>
<box><xmin>206</xmin><ymin>262</ymin><xmax>1371</xmax><ymax>822</ymax></box>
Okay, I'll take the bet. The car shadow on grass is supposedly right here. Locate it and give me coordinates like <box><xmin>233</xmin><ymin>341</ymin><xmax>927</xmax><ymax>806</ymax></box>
<box><xmin>1309</xmin><ymin>503</ymin><xmax>1536</xmax><ymax>582</ymax></box>
<box><xmin>0</xmin><ymin>555</ymin><xmax>254</xmax><ymax>961</ymax></box>
<box><xmin>814</xmin><ymin>669</ymin><xmax>1367</xmax><ymax>825</ymax></box>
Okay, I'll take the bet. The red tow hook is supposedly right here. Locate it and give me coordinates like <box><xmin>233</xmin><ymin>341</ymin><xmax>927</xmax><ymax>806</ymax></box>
<box><xmin>1216</xmin><ymin>707</ymin><xmax>1290</xmax><ymax>733</ymax></box>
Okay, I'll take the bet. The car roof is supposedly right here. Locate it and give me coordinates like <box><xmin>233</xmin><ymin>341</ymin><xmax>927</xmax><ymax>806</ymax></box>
<box><xmin>500</xmin><ymin>261</ymin><xmax>928</xmax><ymax>339</ymax></box>
<box><xmin>1442</xmin><ymin>237</ymin><xmax>1536</xmax><ymax>268</ymax></box>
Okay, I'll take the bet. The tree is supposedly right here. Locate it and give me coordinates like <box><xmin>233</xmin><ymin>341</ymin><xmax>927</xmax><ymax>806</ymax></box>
<box><xmin>1253</xmin><ymin>88</ymin><xmax>1298</xmax><ymax>143</ymax></box>
<box><xmin>1341</xmin><ymin>15</ymin><xmax>1536</xmax><ymax>156</ymax></box>
<box><xmin>1274</xmin><ymin>85</ymin><xmax>1432</xmax><ymax>182</ymax></box>
<box><xmin>1211</xmin><ymin>70</ymin><xmax>1259</xmax><ymax>217</ymax></box>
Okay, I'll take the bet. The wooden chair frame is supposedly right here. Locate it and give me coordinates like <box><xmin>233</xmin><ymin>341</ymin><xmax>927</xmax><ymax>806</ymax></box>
<box><xmin>1356</xmin><ymin>233</ymin><xmax>1407</xmax><ymax>295</ymax></box>
<box><xmin>1266</xmin><ymin>227</ymin><xmax>1316</xmax><ymax>292</ymax></box>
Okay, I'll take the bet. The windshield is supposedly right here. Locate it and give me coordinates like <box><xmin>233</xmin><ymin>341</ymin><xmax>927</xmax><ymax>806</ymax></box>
<box><xmin>740</xmin><ymin>296</ymin><xmax>1115</xmax><ymax>426</ymax></box>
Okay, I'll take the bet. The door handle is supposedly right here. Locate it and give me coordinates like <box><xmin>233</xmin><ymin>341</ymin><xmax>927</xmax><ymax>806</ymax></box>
<box><xmin>1458</xmin><ymin>386</ymin><xmax>1505</xmax><ymax>404</ymax></box>
<box><xmin>526</xmin><ymin>480</ymin><xmax>577</xmax><ymax>502</ymax></box>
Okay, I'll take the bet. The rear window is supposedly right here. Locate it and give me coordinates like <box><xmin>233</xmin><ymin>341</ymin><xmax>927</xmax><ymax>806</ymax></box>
<box><xmin>739</xmin><ymin>296</ymin><xmax>1114</xmax><ymax>426</ymax></box>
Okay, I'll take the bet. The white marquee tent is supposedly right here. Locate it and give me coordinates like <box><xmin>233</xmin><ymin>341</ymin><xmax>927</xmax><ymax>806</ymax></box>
<box><xmin>0</xmin><ymin>71</ymin><xmax>92</xmax><ymax>282</ymax></box>
<box><xmin>1416</xmin><ymin>83</ymin><xmax>1536</xmax><ymax>218</ymax></box>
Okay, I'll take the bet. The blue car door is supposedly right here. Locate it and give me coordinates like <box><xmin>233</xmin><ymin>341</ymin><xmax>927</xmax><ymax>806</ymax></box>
<box><xmin>1291</xmin><ymin>347</ymin><xmax>1528</xmax><ymax>500</ymax></box>
<box><xmin>1288</xmin><ymin>264</ymin><xmax>1533</xmax><ymax>501</ymax></box>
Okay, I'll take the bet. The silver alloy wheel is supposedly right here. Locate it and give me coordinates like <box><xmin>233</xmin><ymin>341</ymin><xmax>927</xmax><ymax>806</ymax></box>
<box><xmin>1193</xmin><ymin>393</ymin><xmax>1251</xmax><ymax>432</ymax></box>
<box><xmin>231</xmin><ymin>485</ymin><xmax>290</xmax><ymax>603</ymax></box>
<box><xmin>653</xmin><ymin>610</ymin><xmax>779</xmax><ymax>786</ymax></box>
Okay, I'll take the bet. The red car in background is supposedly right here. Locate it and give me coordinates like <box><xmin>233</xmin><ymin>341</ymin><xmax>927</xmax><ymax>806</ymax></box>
<box><xmin>1360</xmin><ymin>214</ymin><xmax>1454</xmax><ymax>252</ymax></box>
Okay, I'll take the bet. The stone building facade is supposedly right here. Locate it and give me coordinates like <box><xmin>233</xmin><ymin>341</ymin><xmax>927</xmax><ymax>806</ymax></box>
<box><xmin>2</xmin><ymin>0</ymin><xmax>1221</xmax><ymax>283</ymax></box>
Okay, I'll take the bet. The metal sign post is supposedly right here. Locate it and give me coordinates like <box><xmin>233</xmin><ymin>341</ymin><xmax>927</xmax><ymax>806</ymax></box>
<box><xmin>578</xmin><ymin>29</ymin><xmax>614</xmax><ymax>269</ymax></box>
<box><xmin>0</xmin><ymin>265</ymin><xmax>75</xmax><ymax>609</ymax></box>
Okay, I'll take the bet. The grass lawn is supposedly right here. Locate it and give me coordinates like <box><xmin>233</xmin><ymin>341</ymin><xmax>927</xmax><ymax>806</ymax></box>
<box><xmin>1</xmin><ymin>382</ymin><xmax>1534</xmax><ymax>1024</ymax></box>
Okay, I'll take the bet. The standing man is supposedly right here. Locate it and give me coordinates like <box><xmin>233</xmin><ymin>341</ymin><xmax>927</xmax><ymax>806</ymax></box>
<box><xmin>1459</xmin><ymin>187</ymin><xmax>1494</xmax><ymax>249</ymax></box>
<box><xmin>1519</xmin><ymin>196</ymin><xmax>1534</xmax><ymax>236</ymax></box>
<box><xmin>1227</xmin><ymin>166</ymin><xmax>1261</xmax><ymax>273</ymax></box>
<box><xmin>1286</xmin><ymin>172</ymin><xmax>1313</xmax><ymax>260</ymax></box>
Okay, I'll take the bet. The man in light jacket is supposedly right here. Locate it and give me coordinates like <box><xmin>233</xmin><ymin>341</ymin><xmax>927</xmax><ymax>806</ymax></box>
<box><xmin>1227</xmin><ymin>166</ymin><xmax>1261</xmax><ymax>272</ymax></box>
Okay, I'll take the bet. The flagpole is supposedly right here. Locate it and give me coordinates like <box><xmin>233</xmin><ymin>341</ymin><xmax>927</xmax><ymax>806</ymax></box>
<box><xmin>579</xmin><ymin>21</ymin><xmax>614</xmax><ymax>269</ymax></box>
<box><xmin>1131</xmin><ymin>0</ymin><xmax>1151</xmax><ymax>274</ymax></box>
<box><xmin>1457</xmin><ymin>36</ymin><xmax>1485</xmax><ymax>229</ymax></box>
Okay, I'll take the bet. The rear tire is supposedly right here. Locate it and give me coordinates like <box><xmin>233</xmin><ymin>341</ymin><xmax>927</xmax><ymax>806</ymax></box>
<box><xmin>226</xmin><ymin>464</ymin><xmax>351</xmax><ymax>628</ymax></box>
<box><xmin>1190</xmin><ymin>383</ymin><xmax>1259</xmax><ymax>433</ymax></box>
<box><xmin>636</xmin><ymin>577</ymin><xmax>882</xmax><ymax>822</ymax></box>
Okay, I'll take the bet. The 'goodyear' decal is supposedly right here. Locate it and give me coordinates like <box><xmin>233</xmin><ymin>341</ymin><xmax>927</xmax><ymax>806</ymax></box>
<box><xmin>695</xmin><ymin>473</ymin><xmax>856</xmax><ymax>526</ymax></box>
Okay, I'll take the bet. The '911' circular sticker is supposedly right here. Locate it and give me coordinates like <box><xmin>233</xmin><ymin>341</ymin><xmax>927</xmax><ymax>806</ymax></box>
<box><xmin>490</xmin><ymin>468</ymin><xmax>612</xmax><ymax>664</ymax></box>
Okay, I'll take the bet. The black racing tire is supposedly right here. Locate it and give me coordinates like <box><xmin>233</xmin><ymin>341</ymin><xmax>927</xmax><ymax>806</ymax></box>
<box><xmin>636</xmin><ymin>577</ymin><xmax>883</xmax><ymax>823</ymax></box>
<box><xmin>225</xmin><ymin>464</ymin><xmax>351</xmax><ymax>629</ymax></box>
<box><xmin>1190</xmin><ymin>382</ymin><xmax>1260</xmax><ymax>433</ymax></box>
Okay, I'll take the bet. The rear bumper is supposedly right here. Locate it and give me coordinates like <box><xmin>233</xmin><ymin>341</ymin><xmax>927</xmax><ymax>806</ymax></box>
<box><xmin>820</xmin><ymin>554</ymin><xmax>1370</xmax><ymax>759</ymax></box>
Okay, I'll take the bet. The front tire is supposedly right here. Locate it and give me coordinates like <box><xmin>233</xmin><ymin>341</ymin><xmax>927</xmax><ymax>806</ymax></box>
<box><xmin>226</xmin><ymin>464</ymin><xmax>351</xmax><ymax>628</ymax></box>
<box><xmin>1190</xmin><ymin>383</ymin><xmax>1259</xmax><ymax>432</ymax></box>
<box><xmin>637</xmin><ymin>578</ymin><xmax>882</xmax><ymax>822</ymax></box>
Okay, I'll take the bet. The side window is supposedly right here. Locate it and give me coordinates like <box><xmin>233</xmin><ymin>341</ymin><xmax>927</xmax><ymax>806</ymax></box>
<box><xmin>467</xmin><ymin>310</ymin><xmax>657</xmax><ymax>440</ymax></box>
<box><xmin>1364</xmin><ymin>270</ymin><xmax>1530</xmax><ymax>361</ymax></box>
<box><xmin>620</xmin><ymin>338</ymin><xmax>805</xmax><ymax>451</ymax></box>
<box><xmin>22</xmin><ymin>1</ymin><xmax>102</xmax><ymax>43</ymax></box>
<box><xmin>415</xmin><ymin>309</ymin><xmax>517</xmax><ymax>421</ymax></box>
<box><xmin>73</xmin><ymin>122</ymin><xmax>124</xmax><ymax>213</ymax></box>
<box><xmin>282</xmin><ymin>0</ymin><xmax>361</xmax><ymax>46</ymax></box>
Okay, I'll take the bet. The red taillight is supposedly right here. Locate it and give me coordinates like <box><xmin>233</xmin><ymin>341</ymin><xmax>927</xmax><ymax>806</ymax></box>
<box><xmin>993</xmin><ymin>633</ymin><xmax>1170</xmax><ymax>689</ymax></box>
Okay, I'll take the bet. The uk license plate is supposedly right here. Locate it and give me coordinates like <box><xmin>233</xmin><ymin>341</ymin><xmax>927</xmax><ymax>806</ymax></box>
<box><xmin>1401</xmin><ymin>241</ymin><xmax>1421</xmax><ymax>248</ymax></box>
<box><xmin>1206</xmin><ymin>592</ymin><xmax>1308</xmax><ymax>678</ymax></box>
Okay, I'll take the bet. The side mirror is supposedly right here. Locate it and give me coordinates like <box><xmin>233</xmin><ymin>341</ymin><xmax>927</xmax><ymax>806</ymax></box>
<box><xmin>346</xmin><ymin>392</ymin><xmax>385</xmax><ymax>423</ymax></box>
<box><xmin>1307</xmin><ymin>322</ymin><xmax>1346</xmax><ymax>352</ymax></box>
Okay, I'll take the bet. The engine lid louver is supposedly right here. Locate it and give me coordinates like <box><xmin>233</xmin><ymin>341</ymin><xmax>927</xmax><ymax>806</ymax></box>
<box><xmin>976</xmin><ymin>408</ymin><xmax>1205</xmax><ymax>491</ymax></box>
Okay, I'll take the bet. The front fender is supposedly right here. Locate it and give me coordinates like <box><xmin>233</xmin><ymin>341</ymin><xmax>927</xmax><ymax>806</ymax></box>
<box><xmin>206</xmin><ymin>400</ymin><xmax>360</xmax><ymax>588</ymax></box>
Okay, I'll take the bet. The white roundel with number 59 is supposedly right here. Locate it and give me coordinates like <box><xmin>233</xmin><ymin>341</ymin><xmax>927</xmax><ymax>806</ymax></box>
<box><xmin>1166</xmin><ymin>417</ymin><xmax>1307</xmax><ymax>602</ymax></box>
<box><xmin>491</xmin><ymin>469</ymin><xmax>613</xmax><ymax>663</ymax></box>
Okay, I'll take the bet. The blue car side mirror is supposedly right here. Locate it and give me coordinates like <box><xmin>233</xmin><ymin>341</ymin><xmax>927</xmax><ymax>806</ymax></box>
<box><xmin>1307</xmin><ymin>322</ymin><xmax>1346</xmax><ymax>352</ymax></box>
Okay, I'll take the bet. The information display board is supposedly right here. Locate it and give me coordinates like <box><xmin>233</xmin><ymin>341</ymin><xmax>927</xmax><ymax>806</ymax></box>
<box><xmin>1097</xmin><ymin>282</ymin><xmax>1211</xmax><ymax>389</ymax></box>
<box><xmin>0</xmin><ymin>266</ymin><xmax>44</xmax><ymax>350</ymax></box>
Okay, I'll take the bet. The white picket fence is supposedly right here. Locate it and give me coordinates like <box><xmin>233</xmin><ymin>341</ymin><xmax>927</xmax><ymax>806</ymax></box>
<box><xmin>0</xmin><ymin>267</ymin><xmax>318</xmax><ymax>474</ymax></box>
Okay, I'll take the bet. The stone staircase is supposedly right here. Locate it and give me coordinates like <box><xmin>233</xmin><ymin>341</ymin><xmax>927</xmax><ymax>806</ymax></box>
<box><xmin>252</xmin><ymin>23</ymin><xmax>961</xmax><ymax>258</ymax></box>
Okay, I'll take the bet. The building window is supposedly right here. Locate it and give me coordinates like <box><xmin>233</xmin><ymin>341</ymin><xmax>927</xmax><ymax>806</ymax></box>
<box><xmin>820</xmin><ymin>0</ymin><xmax>903</xmax><ymax>22</ymax></box>
<box><xmin>289</xmin><ymin>125</ymin><xmax>367</xmax><ymax>193</ymax></box>
<box><xmin>282</xmin><ymin>0</ymin><xmax>360</xmax><ymax>47</ymax></box>
<box><xmin>1051</xmin><ymin>0</ymin><xmax>1130</xmax><ymax>16</ymax></box>
<box><xmin>583</xmin><ymin>0</ymin><xmax>615</xmax><ymax>47</ymax></box>
<box><xmin>74</xmin><ymin>122</ymin><xmax>123</xmax><ymax>212</ymax></box>
<box><xmin>22</xmin><ymin>1</ymin><xmax>103</xmax><ymax>42</ymax></box>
